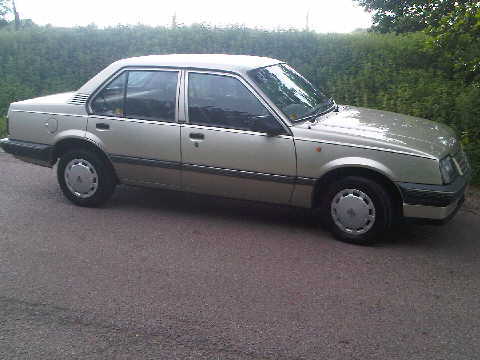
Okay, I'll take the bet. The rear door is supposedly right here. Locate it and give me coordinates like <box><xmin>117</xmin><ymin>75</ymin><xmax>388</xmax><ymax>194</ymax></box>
<box><xmin>87</xmin><ymin>68</ymin><xmax>182</xmax><ymax>189</ymax></box>
<box><xmin>180</xmin><ymin>70</ymin><xmax>296</xmax><ymax>204</ymax></box>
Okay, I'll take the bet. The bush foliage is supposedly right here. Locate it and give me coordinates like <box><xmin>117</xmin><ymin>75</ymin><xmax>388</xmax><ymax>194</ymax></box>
<box><xmin>0</xmin><ymin>116</ymin><xmax>5</xmax><ymax>137</ymax></box>
<box><xmin>0</xmin><ymin>25</ymin><xmax>478</xmax><ymax>183</ymax></box>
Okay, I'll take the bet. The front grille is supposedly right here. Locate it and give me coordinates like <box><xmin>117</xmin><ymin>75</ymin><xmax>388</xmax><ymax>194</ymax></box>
<box><xmin>453</xmin><ymin>148</ymin><xmax>469</xmax><ymax>175</ymax></box>
<box><xmin>67</xmin><ymin>93</ymin><xmax>90</xmax><ymax>105</ymax></box>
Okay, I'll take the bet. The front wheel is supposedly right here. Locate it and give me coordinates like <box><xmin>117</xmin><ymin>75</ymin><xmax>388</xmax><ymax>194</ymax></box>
<box><xmin>319</xmin><ymin>176</ymin><xmax>393</xmax><ymax>245</ymax></box>
<box><xmin>57</xmin><ymin>149</ymin><xmax>116</xmax><ymax>207</ymax></box>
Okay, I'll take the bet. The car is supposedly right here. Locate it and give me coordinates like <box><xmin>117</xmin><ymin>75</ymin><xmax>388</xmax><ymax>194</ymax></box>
<box><xmin>0</xmin><ymin>54</ymin><xmax>471</xmax><ymax>244</ymax></box>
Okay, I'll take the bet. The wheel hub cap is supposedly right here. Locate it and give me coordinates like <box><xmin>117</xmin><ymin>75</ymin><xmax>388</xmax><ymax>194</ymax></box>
<box><xmin>64</xmin><ymin>159</ymin><xmax>98</xmax><ymax>198</ymax></box>
<box><xmin>331</xmin><ymin>189</ymin><xmax>376</xmax><ymax>235</ymax></box>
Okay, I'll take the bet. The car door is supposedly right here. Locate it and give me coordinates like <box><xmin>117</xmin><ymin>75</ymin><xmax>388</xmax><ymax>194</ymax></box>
<box><xmin>180</xmin><ymin>70</ymin><xmax>296</xmax><ymax>204</ymax></box>
<box><xmin>87</xmin><ymin>68</ymin><xmax>182</xmax><ymax>189</ymax></box>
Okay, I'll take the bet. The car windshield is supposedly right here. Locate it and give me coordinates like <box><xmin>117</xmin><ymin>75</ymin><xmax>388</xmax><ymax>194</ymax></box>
<box><xmin>249</xmin><ymin>64</ymin><xmax>333</xmax><ymax>122</ymax></box>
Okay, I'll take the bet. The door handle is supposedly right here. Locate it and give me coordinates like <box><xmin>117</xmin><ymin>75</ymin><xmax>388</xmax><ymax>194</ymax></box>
<box><xmin>189</xmin><ymin>133</ymin><xmax>205</xmax><ymax>140</ymax></box>
<box><xmin>96</xmin><ymin>123</ymin><xmax>110</xmax><ymax>130</ymax></box>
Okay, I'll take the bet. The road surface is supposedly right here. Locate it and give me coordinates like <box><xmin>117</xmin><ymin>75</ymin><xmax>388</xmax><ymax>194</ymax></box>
<box><xmin>1</xmin><ymin>153</ymin><xmax>479</xmax><ymax>359</ymax></box>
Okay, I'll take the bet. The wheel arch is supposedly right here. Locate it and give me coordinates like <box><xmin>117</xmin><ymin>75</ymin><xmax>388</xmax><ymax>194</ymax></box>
<box><xmin>53</xmin><ymin>137</ymin><xmax>119</xmax><ymax>183</ymax></box>
<box><xmin>312</xmin><ymin>166</ymin><xmax>404</xmax><ymax>217</ymax></box>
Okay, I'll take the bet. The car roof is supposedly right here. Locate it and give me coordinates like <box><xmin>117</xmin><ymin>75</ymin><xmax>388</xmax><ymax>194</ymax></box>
<box><xmin>118</xmin><ymin>54</ymin><xmax>281</xmax><ymax>72</ymax></box>
<box><xmin>77</xmin><ymin>54</ymin><xmax>282</xmax><ymax>95</ymax></box>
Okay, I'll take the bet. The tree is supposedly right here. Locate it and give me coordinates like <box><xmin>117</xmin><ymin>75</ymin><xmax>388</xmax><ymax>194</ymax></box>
<box><xmin>0</xmin><ymin>0</ymin><xmax>9</xmax><ymax>16</ymax></box>
<box><xmin>427</xmin><ymin>3</ymin><xmax>480</xmax><ymax>82</ymax></box>
<box><xmin>354</xmin><ymin>0</ymin><xmax>476</xmax><ymax>33</ymax></box>
<box><xmin>0</xmin><ymin>0</ymin><xmax>11</xmax><ymax>28</ymax></box>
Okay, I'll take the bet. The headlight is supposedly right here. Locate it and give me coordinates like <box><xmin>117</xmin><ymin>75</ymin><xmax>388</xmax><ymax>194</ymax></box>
<box><xmin>439</xmin><ymin>156</ymin><xmax>458</xmax><ymax>184</ymax></box>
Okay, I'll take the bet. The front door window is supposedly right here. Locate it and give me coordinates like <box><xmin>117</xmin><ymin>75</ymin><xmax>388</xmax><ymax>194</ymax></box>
<box><xmin>188</xmin><ymin>72</ymin><xmax>282</xmax><ymax>133</ymax></box>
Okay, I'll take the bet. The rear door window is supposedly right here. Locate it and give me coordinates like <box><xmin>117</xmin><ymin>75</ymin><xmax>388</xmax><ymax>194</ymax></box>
<box><xmin>125</xmin><ymin>71</ymin><xmax>178</xmax><ymax>122</ymax></box>
<box><xmin>91</xmin><ymin>70</ymin><xmax>178</xmax><ymax>122</ymax></box>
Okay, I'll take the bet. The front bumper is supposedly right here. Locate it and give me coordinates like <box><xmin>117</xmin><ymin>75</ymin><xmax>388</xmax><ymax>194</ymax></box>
<box><xmin>402</xmin><ymin>196</ymin><xmax>464</xmax><ymax>222</ymax></box>
<box><xmin>0</xmin><ymin>138</ymin><xmax>54</xmax><ymax>167</ymax></box>
<box><xmin>398</xmin><ymin>173</ymin><xmax>469</xmax><ymax>222</ymax></box>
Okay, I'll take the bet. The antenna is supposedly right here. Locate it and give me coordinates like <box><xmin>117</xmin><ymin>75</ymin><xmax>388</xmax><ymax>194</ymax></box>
<box><xmin>305</xmin><ymin>9</ymin><xmax>310</xmax><ymax>31</ymax></box>
<box><xmin>12</xmin><ymin>0</ymin><xmax>20</xmax><ymax>30</ymax></box>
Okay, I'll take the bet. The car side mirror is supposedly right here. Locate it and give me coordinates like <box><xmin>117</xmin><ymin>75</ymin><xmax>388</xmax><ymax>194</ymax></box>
<box><xmin>251</xmin><ymin>115</ymin><xmax>285</xmax><ymax>137</ymax></box>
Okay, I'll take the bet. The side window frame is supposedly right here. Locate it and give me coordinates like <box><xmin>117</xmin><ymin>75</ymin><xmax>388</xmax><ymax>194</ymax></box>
<box><xmin>88</xmin><ymin>67</ymin><xmax>182</xmax><ymax>124</ymax></box>
<box><xmin>88</xmin><ymin>70</ymin><xmax>127</xmax><ymax>118</ymax></box>
<box><xmin>184</xmin><ymin>70</ymin><xmax>291</xmax><ymax>135</ymax></box>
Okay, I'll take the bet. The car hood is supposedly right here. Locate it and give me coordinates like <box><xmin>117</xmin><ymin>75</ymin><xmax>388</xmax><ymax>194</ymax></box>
<box><xmin>291</xmin><ymin>106</ymin><xmax>457</xmax><ymax>159</ymax></box>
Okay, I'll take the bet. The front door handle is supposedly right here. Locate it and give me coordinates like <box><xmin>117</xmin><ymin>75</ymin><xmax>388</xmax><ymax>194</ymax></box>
<box><xmin>189</xmin><ymin>133</ymin><xmax>205</xmax><ymax>140</ymax></box>
<box><xmin>96</xmin><ymin>123</ymin><xmax>110</xmax><ymax>130</ymax></box>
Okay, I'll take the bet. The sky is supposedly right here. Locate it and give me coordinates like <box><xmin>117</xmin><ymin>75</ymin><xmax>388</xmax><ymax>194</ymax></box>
<box><xmin>12</xmin><ymin>0</ymin><xmax>373</xmax><ymax>33</ymax></box>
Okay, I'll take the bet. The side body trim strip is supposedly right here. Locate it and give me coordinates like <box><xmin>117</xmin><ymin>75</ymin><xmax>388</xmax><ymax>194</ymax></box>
<box><xmin>109</xmin><ymin>155</ymin><xmax>181</xmax><ymax>170</ymax></box>
<box><xmin>183</xmin><ymin>163</ymin><xmax>296</xmax><ymax>184</ymax></box>
<box><xmin>109</xmin><ymin>154</ymin><xmax>315</xmax><ymax>186</ymax></box>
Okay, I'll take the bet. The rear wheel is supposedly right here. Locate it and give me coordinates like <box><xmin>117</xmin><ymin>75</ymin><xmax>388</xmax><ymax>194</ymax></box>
<box><xmin>57</xmin><ymin>149</ymin><xmax>116</xmax><ymax>207</ymax></box>
<box><xmin>319</xmin><ymin>176</ymin><xmax>393</xmax><ymax>245</ymax></box>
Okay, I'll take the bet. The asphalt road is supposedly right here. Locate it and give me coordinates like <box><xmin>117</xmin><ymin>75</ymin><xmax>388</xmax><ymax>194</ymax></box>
<box><xmin>1</xmin><ymin>152</ymin><xmax>480</xmax><ymax>360</ymax></box>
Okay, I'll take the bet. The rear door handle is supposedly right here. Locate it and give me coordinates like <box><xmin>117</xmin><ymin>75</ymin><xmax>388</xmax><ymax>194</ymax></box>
<box><xmin>96</xmin><ymin>123</ymin><xmax>110</xmax><ymax>130</ymax></box>
<box><xmin>189</xmin><ymin>133</ymin><xmax>204</xmax><ymax>140</ymax></box>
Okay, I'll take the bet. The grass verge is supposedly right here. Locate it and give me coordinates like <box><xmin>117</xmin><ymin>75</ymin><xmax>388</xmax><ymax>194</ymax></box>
<box><xmin>0</xmin><ymin>116</ymin><xmax>6</xmax><ymax>138</ymax></box>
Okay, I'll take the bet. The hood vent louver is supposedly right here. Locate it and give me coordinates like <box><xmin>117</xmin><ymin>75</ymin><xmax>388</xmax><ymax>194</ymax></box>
<box><xmin>68</xmin><ymin>93</ymin><xmax>90</xmax><ymax>105</ymax></box>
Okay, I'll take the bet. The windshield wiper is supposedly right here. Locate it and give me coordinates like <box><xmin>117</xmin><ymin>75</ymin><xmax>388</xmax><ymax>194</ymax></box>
<box><xmin>295</xmin><ymin>98</ymin><xmax>336</xmax><ymax>123</ymax></box>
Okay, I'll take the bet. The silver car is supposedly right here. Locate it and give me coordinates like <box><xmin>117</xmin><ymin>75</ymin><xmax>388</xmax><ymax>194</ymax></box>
<box><xmin>0</xmin><ymin>54</ymin><xmax>470</xmax><ymax>244</ymax></box>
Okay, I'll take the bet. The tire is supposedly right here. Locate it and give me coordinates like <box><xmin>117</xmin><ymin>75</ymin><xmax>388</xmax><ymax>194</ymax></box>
<box><xmin>319</xmin><ymin>176</ymin><xmax>393</xmax><ymax>245</ymax></box>
<box><xmin>57</xmin><ymin>148</ymin><xmax>116</xmax><ymax>207</ymax></box>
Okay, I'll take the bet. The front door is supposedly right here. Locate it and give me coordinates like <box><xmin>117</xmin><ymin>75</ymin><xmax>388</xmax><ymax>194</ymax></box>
<box><xmin>180</xmin><ymin>71</ymin><xmax>296</xmax><ymax>204</ymax></box>
<box><xmin>87</xmin><ymin>68</ymin><xmax>182</xmax><ymax>189</ymax></box>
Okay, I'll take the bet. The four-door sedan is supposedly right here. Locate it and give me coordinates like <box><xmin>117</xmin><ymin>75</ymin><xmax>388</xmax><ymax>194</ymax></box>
<box><xmin>0</xmin><ymin>54</ymin><xmax>470</xmax><ymax>244</ymax></box>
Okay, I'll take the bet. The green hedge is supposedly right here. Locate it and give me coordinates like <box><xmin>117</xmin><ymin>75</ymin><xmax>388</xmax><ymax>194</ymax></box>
<box><xmin>0</xmin><ymin>25</ymin><xmax>478</xmax><ymax>183</ymax></box>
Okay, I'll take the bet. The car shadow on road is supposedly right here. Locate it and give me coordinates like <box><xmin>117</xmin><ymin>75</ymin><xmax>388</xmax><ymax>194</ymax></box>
<box><xmin>97</xmin><ymin>185</ymin><xmax>476</xmax><ymax>249</ymax></box>
<box><xmin>384</xmin><ymin>210</ymin><xmax>478</xmax><ymax>254</ymax></box>
<box><xmin>109</xmin><ymin>184</ymin><xmax>320</xmax><ymax>230</ymax></box>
